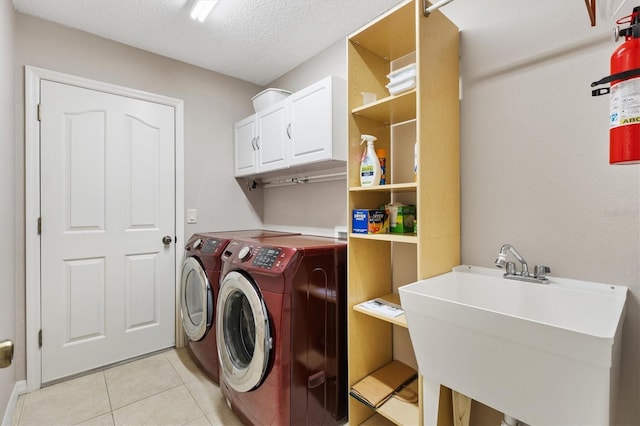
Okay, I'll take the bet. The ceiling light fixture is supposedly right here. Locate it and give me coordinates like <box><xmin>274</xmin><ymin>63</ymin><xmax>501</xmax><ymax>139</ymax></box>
<box><xmin>190</xmin><ymin>0</ymin><xmax>218</xmax><ymax>22</ymax></box>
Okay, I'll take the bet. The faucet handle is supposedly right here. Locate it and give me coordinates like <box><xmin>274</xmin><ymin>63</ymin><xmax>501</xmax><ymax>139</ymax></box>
<box><xmin>534</xmin><ymin>265</ymin><xmax>551</xmax><ymax>279</ymax></box>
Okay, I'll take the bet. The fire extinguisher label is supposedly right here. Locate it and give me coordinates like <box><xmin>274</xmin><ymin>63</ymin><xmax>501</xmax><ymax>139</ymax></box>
<box><xmin>610</xmin><ymin>77</ymin><xmax>640</xmax><ymax>128</ymax></box>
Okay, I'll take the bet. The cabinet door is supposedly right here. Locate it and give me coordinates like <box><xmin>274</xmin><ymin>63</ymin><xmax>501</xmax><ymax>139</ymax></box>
<box><xmin>234</xmin><ymin>115</ymin><xmax>257</xmax><ymax>177</ymax></box>
<box><xmin>256</xmin><ymin>100</ymin><xmax>289</xmax><ymax>173</ymax></box>
<box><xmin>288</xmin><ymin>77</ymin><xmax>334</xmax><ymax>166</ymax></box>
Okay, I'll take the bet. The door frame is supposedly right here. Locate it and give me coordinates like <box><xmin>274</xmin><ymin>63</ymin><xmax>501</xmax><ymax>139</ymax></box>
<box><xmin>25</xmin><ymin>66</ymin><xmax>185</xmax><ymax>392</ymax></box>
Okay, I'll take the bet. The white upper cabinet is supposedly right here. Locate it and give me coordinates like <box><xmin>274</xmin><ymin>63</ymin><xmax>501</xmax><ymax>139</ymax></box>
<box><xmin>256</xmin><ymin>100</ymin><xmax>289</xmax><ymax>173</ymax></box>
<box><xmin>233</xmin><ymin>114</ymin><xmax>257</xmax><ymax>177</ymax></box>
<box><xmin>233</xmin><ymin>75</ymin><xmax>346</xmax><ymax>178</ymax></box>
<box><xmin>289</xmin><ymin>75</ymin><xmax>346</xmax><ymax>166</ymax></box>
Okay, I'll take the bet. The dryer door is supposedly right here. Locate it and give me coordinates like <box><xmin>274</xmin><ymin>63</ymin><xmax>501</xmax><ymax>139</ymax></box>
<box><xmin>180</xmin><ymin>257</ymin><xmax>213</xmax><ymax>341</ymax></box>
<box><xmin>216</xmin><ymin>271</ymin><xmax>272</xmax><ymax>392</ymax></box>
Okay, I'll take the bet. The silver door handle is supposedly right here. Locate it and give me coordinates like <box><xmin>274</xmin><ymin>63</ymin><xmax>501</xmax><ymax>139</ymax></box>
<box><xmin>162</xmin><ymin>235</ymin><xmax>173</xmax><ymax>245</ymax></box>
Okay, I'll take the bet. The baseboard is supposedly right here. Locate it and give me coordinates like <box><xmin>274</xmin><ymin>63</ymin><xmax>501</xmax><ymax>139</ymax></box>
<box><xmin>2</xmin><ymin>380</ymin><xmax>26</xmax><ymax>426</ymax></box>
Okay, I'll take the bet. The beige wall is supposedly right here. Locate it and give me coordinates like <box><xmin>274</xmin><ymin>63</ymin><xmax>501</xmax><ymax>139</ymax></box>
<box><xmin>266</xmin><ymin>8</ymin><xmax>640</xmax><ymax>424</ymax></box>
<box><xmin>261</xmin><ymin>40</ymin><xmax>348</xmax><ymax>237</ymax></box>
<box><xmin>8</xmin><ymin>4</ymin><xmax>640</xmax><ymax>424</ymax></box>
<box><xmin>0</xmin><ymin>0</ymin><xmax>16</xmax><ymax>418</ymax></box>
<box><xmin>13</xmin><ymin>13</ymin><xmax>265</xmax><ymax>380</ymax></box>
<box><xmin>456</xmin><ymin>11</ymin><xmax>640</xmax><ymax>425</ymax></box>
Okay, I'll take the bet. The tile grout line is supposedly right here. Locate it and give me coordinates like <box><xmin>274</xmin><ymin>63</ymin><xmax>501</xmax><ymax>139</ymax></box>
<box><xmin>101</xmin><ymin>370</ymin><xmax>116</xmax><ymax>425</ymax></box>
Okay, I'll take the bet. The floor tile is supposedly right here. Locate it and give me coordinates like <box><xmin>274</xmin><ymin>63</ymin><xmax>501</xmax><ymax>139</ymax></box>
<box><xmin>76</xmin><ymin>412</ymin><xmax>115</xmax><ymax>425</ymax></box>
<box><xmin>104</xmin><ymin>352</ymin><xmax>183</xmax><ymax>409</ymax></box>
<box><xmin>205</xmin><ymin>406</ymin><xmax>243</xmax><ymax>426</ymax></box>
<box><xmin>165</xmin><ymin>347</ymin><xmax>206</xmax><ymax>384</ymax></box>
<box><xmin>182</xmin><ymin>416</ymin><xmax>212</xmax><ymax>426</ymax></box>
<box><xmin>111</xmin><ymin>385</ymin><xmax>203</xmax><ymax>426</ymax></box>
<box><xmin>184</xmin><ymin>375</ymin><xmax>224</xmax><ymax>416</ymax></box>
<box><xmin>18</xmin><ymin>372</ymin><xmax>110</xmax><ymax>426</ymax></box>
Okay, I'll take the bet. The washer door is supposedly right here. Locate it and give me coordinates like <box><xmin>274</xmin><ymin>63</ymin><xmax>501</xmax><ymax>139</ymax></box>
<box><xmin>216</xmin><ymin>271</ymin><xmax>272</xmax><ymax>392</ymax></box>
<box><xmin>180</xmin><ymin>257</ymin><xmax>213</xmax><ymax>341</ymax></box>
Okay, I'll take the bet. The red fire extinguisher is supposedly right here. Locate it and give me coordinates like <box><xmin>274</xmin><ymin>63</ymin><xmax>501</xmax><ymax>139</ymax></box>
<box><xmin>592</xmin><ymin>6</ymin><xmax>640</xmax><ymax>164</ymax></box>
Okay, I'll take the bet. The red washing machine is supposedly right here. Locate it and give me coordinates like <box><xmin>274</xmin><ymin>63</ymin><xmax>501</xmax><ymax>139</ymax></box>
<box><xmin>180</xmin><ymin>230</ymin><xmax>299</xmax><ymax>383</ymax></box>
<box><xmin>216</xmin><ymin>235</ymin><xmax>347</xmax><ymax>425</ymax></box>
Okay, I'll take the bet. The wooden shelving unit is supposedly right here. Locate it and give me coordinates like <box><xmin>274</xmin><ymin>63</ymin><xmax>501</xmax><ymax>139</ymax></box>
<box><xmin>346</xmin><ymin>0</ymin><xmax>460</xmax><ymax>425</ymax></box>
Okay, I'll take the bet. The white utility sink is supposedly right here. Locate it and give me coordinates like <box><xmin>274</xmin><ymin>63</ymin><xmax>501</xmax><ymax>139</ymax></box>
<box><xmin>399</xmin><ymin>265</ymin><xmax>627</xmax><ymax>425</ymax></box>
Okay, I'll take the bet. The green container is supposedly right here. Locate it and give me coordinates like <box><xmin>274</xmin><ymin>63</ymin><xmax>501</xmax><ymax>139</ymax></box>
<box><xmin>389</xmin><ymin>205</ymin><xmax>416</xmax><ymax>234</ymax></box>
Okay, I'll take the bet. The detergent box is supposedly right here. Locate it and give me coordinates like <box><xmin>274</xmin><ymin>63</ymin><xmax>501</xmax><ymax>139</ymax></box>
<box><xmin>352</xmin><ymin>209</ymin><xmax>389</xmax><ymax>234</ymax></box>
<box><xmin>389</xmin><ymin>204</ymin><xmax>416</xmax><ymax>234</ymax></box>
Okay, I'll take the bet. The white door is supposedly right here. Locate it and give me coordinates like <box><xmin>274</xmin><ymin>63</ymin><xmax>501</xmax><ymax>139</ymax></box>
<box><xmin>39</xmin><ymin>80</ymin><xmax>176</xmax><ymax>383</ymax></box>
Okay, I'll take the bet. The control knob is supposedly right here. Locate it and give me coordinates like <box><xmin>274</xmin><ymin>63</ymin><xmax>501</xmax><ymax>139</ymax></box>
<box><xmin>192</xmin><ymin>238</ymin><xmax>203</xmax><ymax>250</ymax></box>
<box><xmin>238</xmin><ymin>245</ymin><xmax>252</xmax><ymax>262</ymax></box>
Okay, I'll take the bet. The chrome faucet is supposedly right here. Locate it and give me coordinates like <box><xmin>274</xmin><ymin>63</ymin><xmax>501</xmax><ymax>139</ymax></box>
<box><xmin>494</xmin><ymin>244</ymin><xmax>550</xmax><ymax>284</ymax></box>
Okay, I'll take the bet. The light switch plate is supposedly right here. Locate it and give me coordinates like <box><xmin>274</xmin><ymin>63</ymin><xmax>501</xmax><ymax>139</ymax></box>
<box><xmin>187</xmin><ymin>209</ymin><xmax>197</xmax><ymax>224</ymax></box>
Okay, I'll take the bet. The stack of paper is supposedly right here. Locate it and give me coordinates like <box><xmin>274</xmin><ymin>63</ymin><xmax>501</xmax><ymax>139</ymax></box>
<box><xmin>350</xmin><ymin>360</ymin><xmax>418</xmax><ymax>409</ymax></box>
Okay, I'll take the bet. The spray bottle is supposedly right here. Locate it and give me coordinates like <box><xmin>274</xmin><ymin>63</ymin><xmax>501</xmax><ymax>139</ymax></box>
<box><xmin>359</xmin><ymin>135</ymin><xmax>381</xmax><ymax>187</ymax></box>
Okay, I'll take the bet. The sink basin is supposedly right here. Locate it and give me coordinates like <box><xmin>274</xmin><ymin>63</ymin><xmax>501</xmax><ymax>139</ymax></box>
<box><xmin>399</xmin><ymin>265</ymin><xmax>627</xmax><ymax>425</ymax></box>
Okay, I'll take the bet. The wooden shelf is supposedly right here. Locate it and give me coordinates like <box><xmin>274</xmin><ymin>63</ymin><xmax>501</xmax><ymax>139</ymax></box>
<box><xmin>361</xmin><ymin>413</ymin><xmax>397</xmax><ymax>426</ymax></box>
<box><xmin>350</xmin><ymin>182</ymin><xmax>417</xmax><ymax>192</ymax></box>
<box><xmin>352</xmin><ymin>90</ymin><xmax>416</xmax><ymax>124</ymax></box>
<box><xmin>350</xmin><ymin>233</ymin><xmax>417</xmax><ymax>244</ymax></box>
<box><xmin>348</xmin><ymin>0</ymin><xmax>415</xmax><ymax>61</ymax></box>
<box><xmin>351</xmin><ymin>377</ymin><xmax>420</xmax><ymax>426</ymax></box>
<box><xmin>377</xmin><ymin>379</ymin><xmax>420</xmax><ymax>425</ymax></box>
<box><xmin>353</xmin><ymin>293</ymin><xmax>407</xmax><ymax>328</ymax></box>
<box><xmin>347</xmin><ymin>1</ymin><xmax>459</xmax><ymax>424</ymax></box>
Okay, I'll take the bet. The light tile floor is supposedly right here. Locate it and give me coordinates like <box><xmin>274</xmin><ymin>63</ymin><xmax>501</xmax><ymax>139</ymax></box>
<box><xmin>10</xmin><ymin>348</ymin><xmax>242</xmax><ymax>426</ymax></box>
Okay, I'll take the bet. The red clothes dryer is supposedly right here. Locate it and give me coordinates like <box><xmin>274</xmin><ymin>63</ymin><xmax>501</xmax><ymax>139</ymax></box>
<box><xmin>216</xmin><ymin>235</ymin><xmax>347</xmax><ymax>425</ymax></box>
<box><xmin>180</xmin><ymin>230</ymin><xmax>298</xmax><ymax>383</ymax></box>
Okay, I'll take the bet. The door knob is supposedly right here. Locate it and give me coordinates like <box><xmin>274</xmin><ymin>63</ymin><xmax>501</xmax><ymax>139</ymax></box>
<box><xmin>162</xmin><ymin>235</ymin><xmax>173</xmax><ymax>245</ymax></box>
<box><xmin>0</xmin><ymin>340</ymin><xmax>14</xmax><ymax>368</ymax></box>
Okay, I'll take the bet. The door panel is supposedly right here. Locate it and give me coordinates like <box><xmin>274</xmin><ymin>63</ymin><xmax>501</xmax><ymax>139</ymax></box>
<box><xmin>289</xmin><ymin>79</ymin><xmax>332</xmax><ymax>165</ymax></box>
<box><xmin>40</xmin><ymin>80</ymin><xmax>176</xmax><ymax>382</ymax></box>
<box><xmin>65</xmin><ymin>257</ymin><xmax>105</xmax><ymax>343</ymax></box>
<box><xmin>234</xmin><ymin>115</ymin><xmax>257</xmax><ymax>176</ymax></box>
<box><xmin>67</xmin><ymin>111</ymin><xmax>106</xmax><ymax>230</ymax></box>
<box><xmin>257</xmin><ymin>102</ymin><xmax>288</xmax><ymax>172</ymax></box>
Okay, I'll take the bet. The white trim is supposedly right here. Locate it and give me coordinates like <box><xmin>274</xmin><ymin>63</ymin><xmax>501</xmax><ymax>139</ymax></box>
<box><xmin>24</xmin><ymin>66</ymin><xmax>185</xmax><ymax>392</ymax></box>
<box><xmin>1</xmin><ymin>380</ymin><xmax>26</xmax><ymax>426</ymax></box>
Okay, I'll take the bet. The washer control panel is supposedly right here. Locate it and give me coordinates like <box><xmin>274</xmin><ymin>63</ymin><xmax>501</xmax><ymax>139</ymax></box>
<box><xmin>224</xmin><ymin>240</ymin><xmax>294</xmax><ymax>273</ymax></box>
<box><xmin>252</xmin><ymin>247</ymin><xmax>282</xmax><ymax>269</ymax></box>
<box><xmin>200</xmin><ymin>238</ymin><xmax>221</xmax><ymax>254</ymax></box>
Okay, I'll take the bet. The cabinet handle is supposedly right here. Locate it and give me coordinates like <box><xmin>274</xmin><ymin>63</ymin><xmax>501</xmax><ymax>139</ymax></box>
<box><xmin>308</xmin><ymin>370</ymin><xmax>325</xmax><ymax>388</ymax></box>
<box><xmin>251</xmin><ymin>137</ymin><xmax>256</xmax><ymax>151</ymax></box>
<box><xmin>286</xmin><ymin>123</ymin><xmax>292</xmax><ymax>139</ymax></box>
<box><xmin>255</xmin><ymin>136</ymin><xmax>260</xmax><ymax>149</ymax></box>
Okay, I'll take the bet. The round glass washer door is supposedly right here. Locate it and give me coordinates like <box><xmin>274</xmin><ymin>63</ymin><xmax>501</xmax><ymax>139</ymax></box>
<box><xmin>180</xmin><ymin>257</ymin><xmax>213</xmax><ymax>341</ymax></box>
<box><xmin>216</xmin><ymin>270</ymin><xmax>272</xmax><ymax>392</ymax></box>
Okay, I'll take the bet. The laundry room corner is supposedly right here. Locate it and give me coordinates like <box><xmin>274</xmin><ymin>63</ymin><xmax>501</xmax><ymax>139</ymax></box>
<box><xmin>260</xmin><ymin>40</ymin><xmax>349</xmax><ymax>237</ymax></box>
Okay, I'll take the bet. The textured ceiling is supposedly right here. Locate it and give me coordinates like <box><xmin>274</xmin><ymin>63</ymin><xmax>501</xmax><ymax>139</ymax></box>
<box><xmin>12</xmin><ymin>0</ymin><xmax>406</xmax><ymax>86</ymax></box>
<box><xmin>11</xmin><ymin>0</ymin><xmax>618</xmax><ymax>86</ymax></box>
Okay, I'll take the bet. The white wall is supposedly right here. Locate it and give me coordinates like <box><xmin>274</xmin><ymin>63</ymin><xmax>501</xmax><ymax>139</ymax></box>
<box><xmin>0</xmin><ymin>0</ymin><xmax>16</xmax><ymax>420</ymax></box>
<box><xmin>261</xmin><ymin>40</ymin><xmax>348</xmax><ymax>237</ymax></box>
<box><xmin>13</xmin><ymin>13</ymin><xmax>265</xmax><ymax>381</ymax></box>
<box><xmin>268</xmin><ymin>2</ymin><xmax>640</xmax><ymax>423</ymax></box>
<box><xmin>444</xmin><ymin>2</ymin><xmax>640</xmax><ymax>423</ymax></box>
<box><xmin>9</xmin><ymin>3</ymin><xmax>640</xmax><ymax>423</ymax></box>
